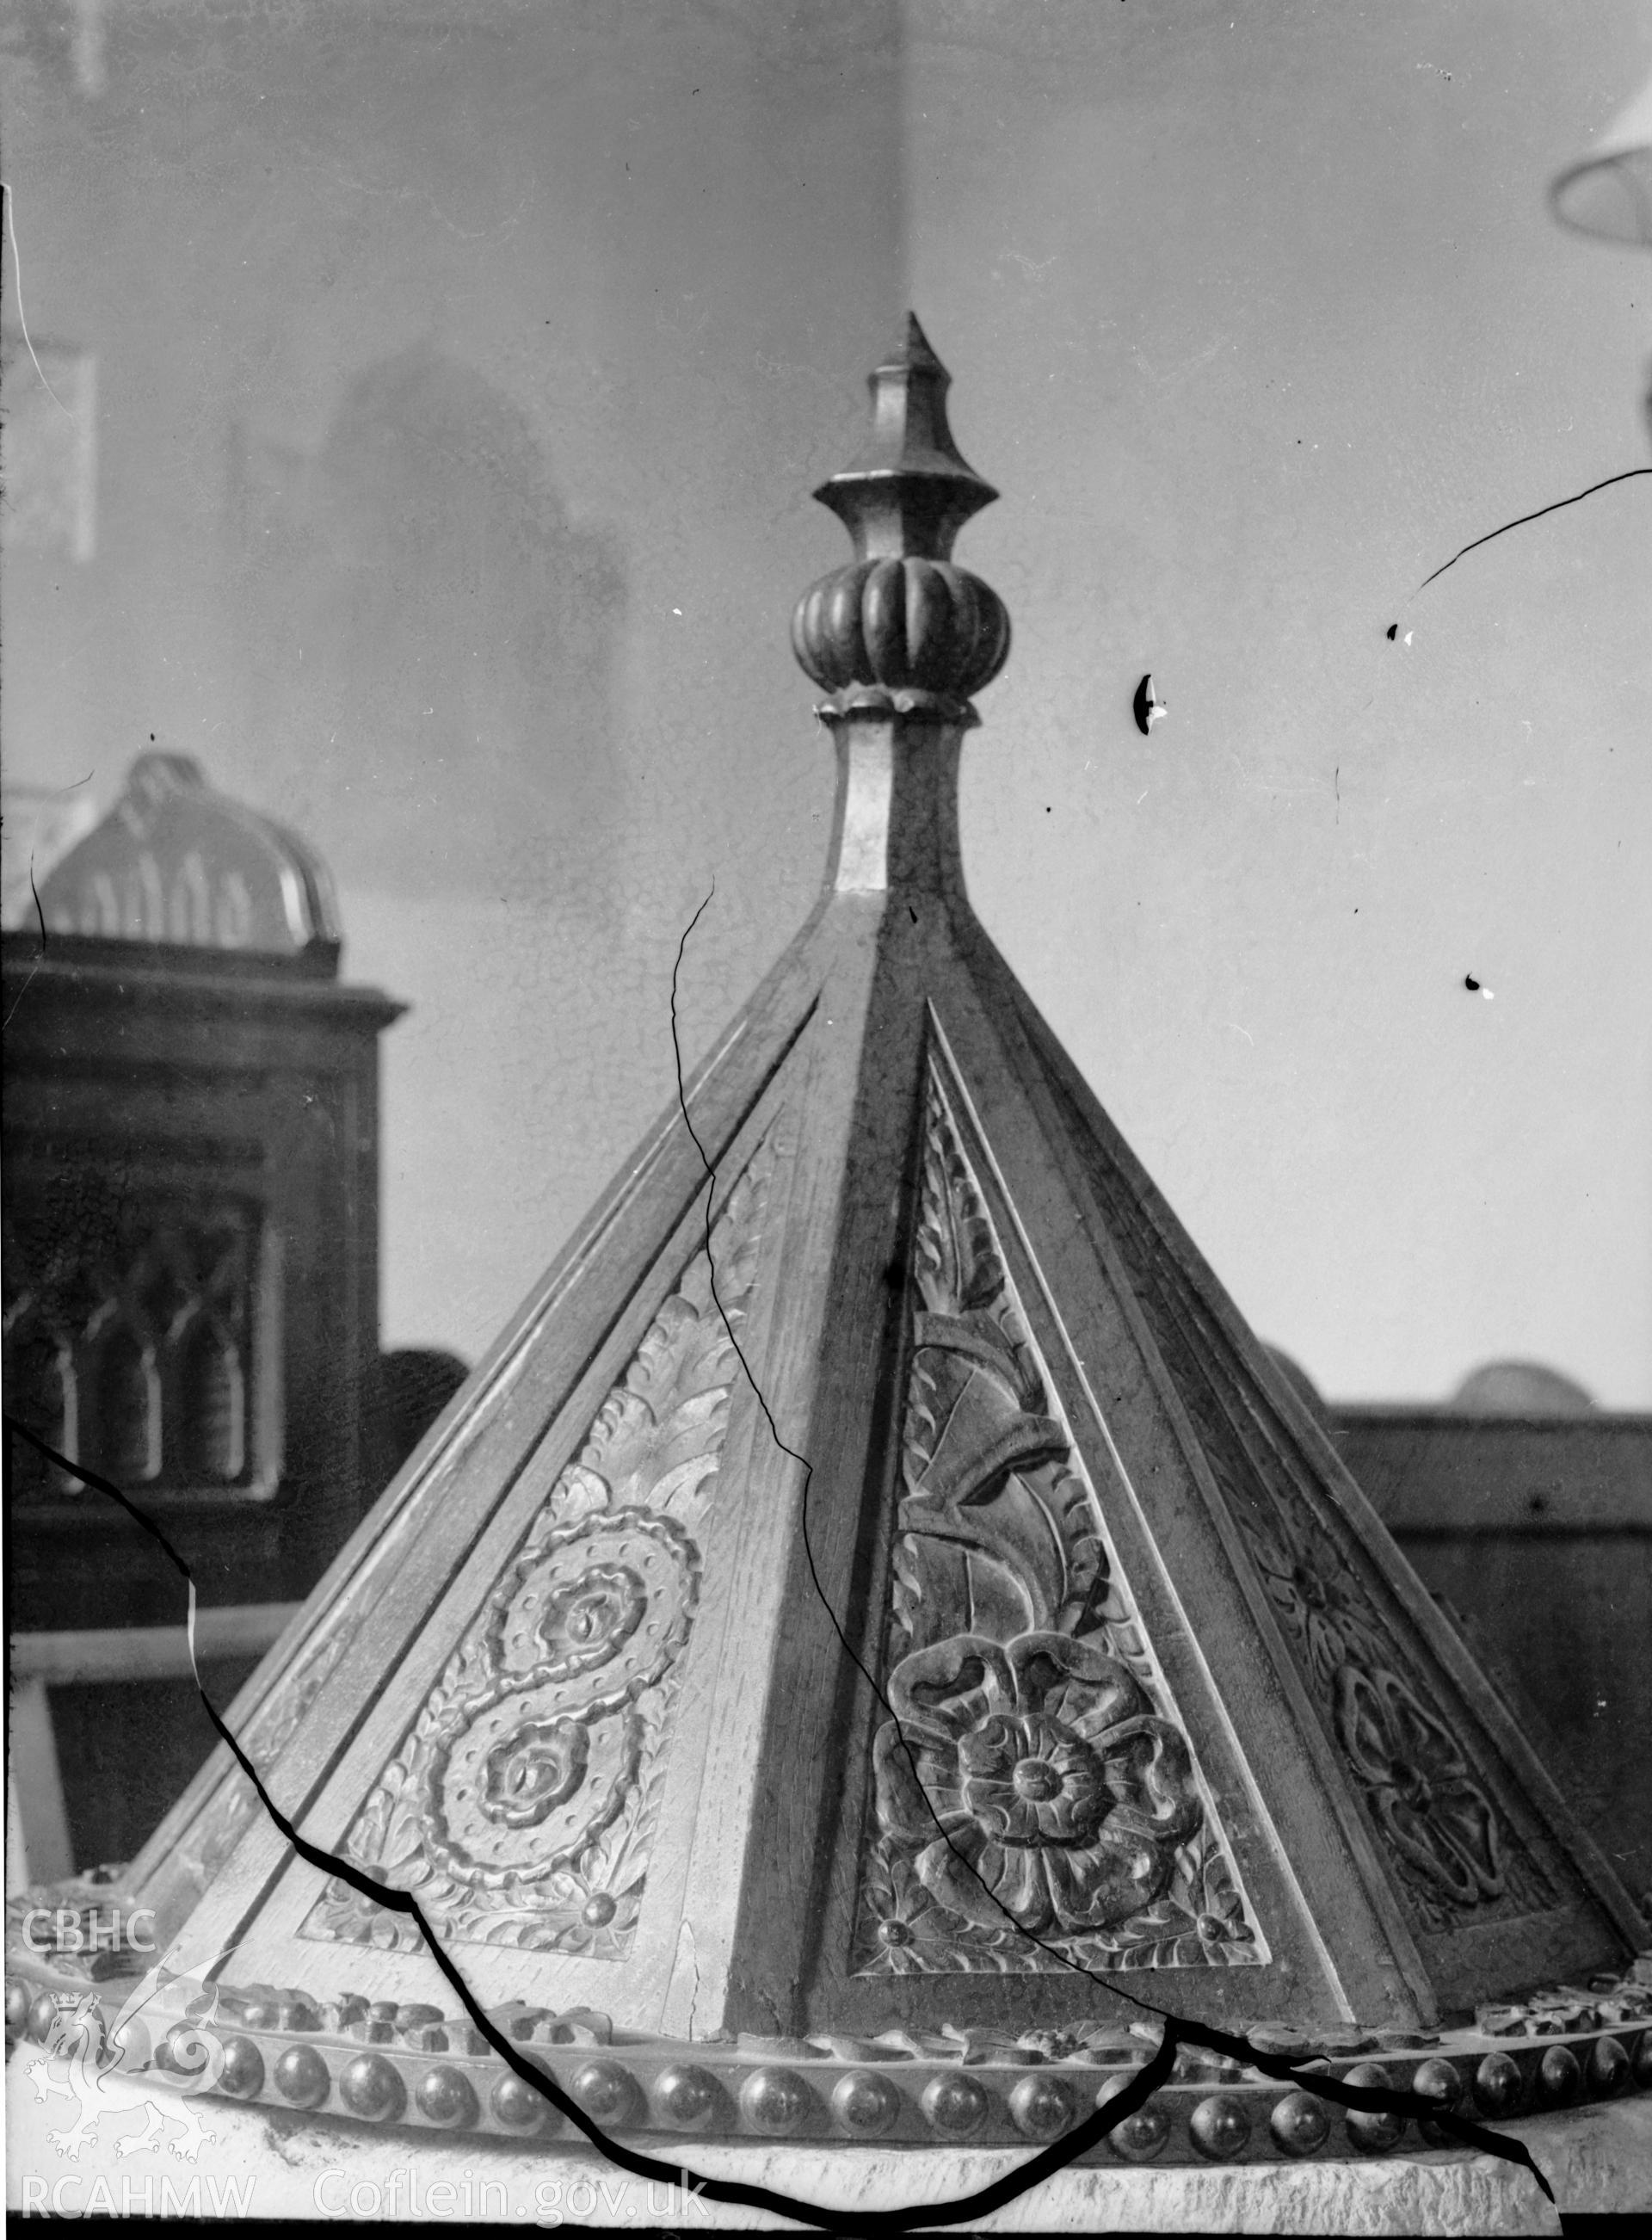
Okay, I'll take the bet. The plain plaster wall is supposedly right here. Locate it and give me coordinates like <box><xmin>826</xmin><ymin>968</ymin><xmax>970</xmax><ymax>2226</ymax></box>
<box><xmin>0</xmin><ymin>0</ymin><xmax>906</xmax><ymax>1358</ymax></box>
<box><xmin>3</xmin><ymin>0</ymin><xmax>1649</xmax><ymax>1404</ymax></box>
<box><xmin>905</xmin><ymin>0</ymin><xmax>1652</xmax><ymax>1404</ymax></box>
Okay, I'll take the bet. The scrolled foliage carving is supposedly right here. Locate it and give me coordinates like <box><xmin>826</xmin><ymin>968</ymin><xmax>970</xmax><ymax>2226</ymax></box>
<box><xmin>419</xmin><ymin>1509</ymin><xmax>698</xmax><ymax>1892</ymax></box>
<box><xmin>302</xmin><ymin>1139</ymin><xmax>774</xmax><ymax>1960</ymax></box>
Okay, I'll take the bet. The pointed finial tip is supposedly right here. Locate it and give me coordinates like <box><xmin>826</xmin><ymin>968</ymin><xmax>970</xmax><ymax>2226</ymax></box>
<box><xmin>883</xmin><ymin>311</ymin><xmax>946</xmax><ymax>377</ymax></box>
<box><xmin>808</xmin><ymin>315</ymin><xmax>995</xmax><ymax>566</ymax></box>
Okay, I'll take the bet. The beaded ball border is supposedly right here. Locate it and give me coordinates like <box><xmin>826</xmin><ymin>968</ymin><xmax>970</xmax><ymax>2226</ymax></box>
<box><xmin>9</xmin><ymin>1953</ymin><xmax>1650</xmax><ymax>2166</ymax></box>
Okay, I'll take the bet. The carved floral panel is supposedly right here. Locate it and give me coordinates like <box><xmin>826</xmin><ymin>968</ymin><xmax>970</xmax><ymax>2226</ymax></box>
<box><xmin>1045</xmin><ymin>1060</ymin><xmax>1555</xmax><ymax>1935</ymax></box>
<box><xmin>300</xmin><ymin>1137</ymin><xmax>774</xmax><ymax>1961</ymax></box>
<box><xmin>853</xmin><ymin>1064</ymin><xmax>1263</xmax><ymax>1975</ymax></box>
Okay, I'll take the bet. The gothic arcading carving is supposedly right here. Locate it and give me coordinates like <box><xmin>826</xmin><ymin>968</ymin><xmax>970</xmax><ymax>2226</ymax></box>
<box><xmin>3</xmin><ymin>1200</ymin><xmax>258</xmax><ymax>1500</ymax></box>
<box><xmin>301</xmin><ymin>1135</ymin><xmax>774</xmax><ymax>1961</ymax></box>
<box><xmin>854</xmin><ymin>1064</ymin><xmax>1262</xmax><ymax>1976</ymax></box>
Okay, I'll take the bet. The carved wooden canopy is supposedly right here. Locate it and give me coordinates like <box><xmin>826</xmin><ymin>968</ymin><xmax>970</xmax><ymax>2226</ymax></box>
<box><xmin>93</xmin><ymin>319</ymin><xmax>1640</xmax><ymax>2093</ymax></box>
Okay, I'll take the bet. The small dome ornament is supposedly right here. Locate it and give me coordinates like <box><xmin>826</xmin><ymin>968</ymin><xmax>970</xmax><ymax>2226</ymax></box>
<box><xmin>792</xmin><ymin>314</ymin><xmax>1010</xmax><ymax>724</ymax></box>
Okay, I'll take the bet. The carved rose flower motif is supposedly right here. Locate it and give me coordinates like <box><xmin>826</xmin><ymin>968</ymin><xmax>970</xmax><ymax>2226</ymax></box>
<box><xmin>1243</xmin><ymin>1513</ymin><xmax>1381</xmax><ymax>1691</ymax></box>
<box><xmin>862</xmin><ymin>1858</ymin><xmax>954</xmax><ymax>1972</ymax></box>
<box><xmin>1334</xmin><ymin>1664</ymin><xmax>1505</xmax><ymax>1903</ymax></box>
<box><xmin>874</xmin><ymin>1632</ymin><xmax>1202</xmax><ymax>1939</ymax></box>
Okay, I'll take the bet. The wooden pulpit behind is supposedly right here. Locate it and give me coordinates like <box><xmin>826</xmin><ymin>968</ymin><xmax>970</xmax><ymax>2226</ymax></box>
<box><xmin>3</xmin><ymin>753</ymin><xmax>405</xmax><ymax>1868</ymax></box>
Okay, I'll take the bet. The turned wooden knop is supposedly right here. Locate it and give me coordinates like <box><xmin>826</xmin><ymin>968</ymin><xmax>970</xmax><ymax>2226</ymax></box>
<box><xmin>791</xmin><ymin>315</ymin><xmax>1010</xmax><ymax>724</ymax></box>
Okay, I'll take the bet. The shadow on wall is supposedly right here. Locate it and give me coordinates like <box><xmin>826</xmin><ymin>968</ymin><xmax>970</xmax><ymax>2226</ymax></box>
<box><xmin>231</xmin><ymin>344</ymin><xmax>626</xmax><ymax>911</ymax></box>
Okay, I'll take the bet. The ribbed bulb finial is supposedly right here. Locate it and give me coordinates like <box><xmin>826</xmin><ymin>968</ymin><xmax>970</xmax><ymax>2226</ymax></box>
<box><xmin>791</xmin><ymin>316</ymin><xmax>1010</xmax><ymax>724</ymax></box>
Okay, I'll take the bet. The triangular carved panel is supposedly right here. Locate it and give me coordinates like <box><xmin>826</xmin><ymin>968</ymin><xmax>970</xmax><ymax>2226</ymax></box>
<box><xmin>298</xmin><ymin>1134</ymin><xmax>775</xmax><ymax>1963</ymax></box>
<box><xmin>852</xmin><ymin>1060</ymin><xmax>1264</xmax><ymax>1977</ymax></box>
<box><xmin>1022</xmin><ymin>1036</ymin><xmax>1560</xmax><ymax>1941</ymax></box>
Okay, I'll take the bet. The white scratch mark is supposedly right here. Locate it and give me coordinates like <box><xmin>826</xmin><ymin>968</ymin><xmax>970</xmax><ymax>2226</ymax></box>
<box><xmin>1</xmin><ymin>182</ymin><xmax>74</xmax><ymax>417</ymax></box>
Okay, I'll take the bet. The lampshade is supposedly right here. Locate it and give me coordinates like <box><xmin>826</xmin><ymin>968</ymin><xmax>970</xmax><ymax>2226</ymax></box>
<box><xmin>1551</xmin><ymin>68</ymin><xmax>1652</xmax><ymax>246</ymax></box>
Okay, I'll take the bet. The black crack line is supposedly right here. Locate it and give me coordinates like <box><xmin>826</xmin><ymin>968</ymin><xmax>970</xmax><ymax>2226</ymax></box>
<box><xmin>0</xmin><ymin>1435</ymin><xmax>1189</xmax><ymax>2237</ymax></box>
<box><xmin>6</xmin><ymin>1415</ymin><xmax>1119</xmax><ymax>2237</ymax></box>
<box><xmin>0</xmin><ymin>883</ymin><xmax>1558</xmax><ymax>2219</ymax></box>
<box><xmin>1413</xmin><ymin>466</ymin><xmax>1651</xmax><ymax>594</ymax></box>
<box><xmin>668</xmin><ymin>891</ymin><xmax>1557</xmax><ymax>2211</ymax></box>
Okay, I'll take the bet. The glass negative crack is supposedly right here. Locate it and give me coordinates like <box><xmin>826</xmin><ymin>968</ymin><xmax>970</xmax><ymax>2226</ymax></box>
<box><xmin>173</xmin><ymin>1614</ymin><xmax>366</xmax><ymax>1902</ymax></box>
<box><xmin>299</xmin><ymin>1131</ymin><xmax>775</xmax><ymax>1961</ymax></box>
<box><xmin>852</xmin><ymin>1061</ymin><xmax>1265</xmax><ymax>1976</ymax></box>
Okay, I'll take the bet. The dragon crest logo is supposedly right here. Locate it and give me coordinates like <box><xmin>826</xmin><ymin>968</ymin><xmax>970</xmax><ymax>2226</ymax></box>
<box><xmin>23</xmin><ymin>1965</ymin><xmax>225</xmax><ymax>2165</ymax></box>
